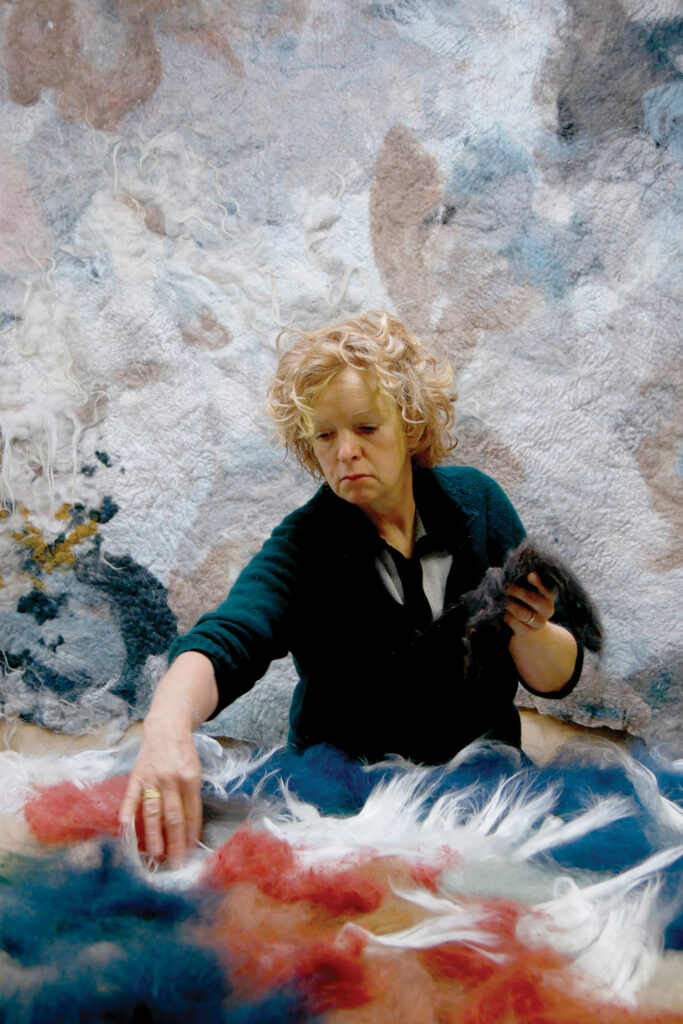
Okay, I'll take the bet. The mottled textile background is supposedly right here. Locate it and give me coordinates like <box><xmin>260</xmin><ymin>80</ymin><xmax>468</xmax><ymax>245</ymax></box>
<box><xmin>0</xmin><ymin>0</ymin><xmax>681</xmax><ymax>748</ymax></box>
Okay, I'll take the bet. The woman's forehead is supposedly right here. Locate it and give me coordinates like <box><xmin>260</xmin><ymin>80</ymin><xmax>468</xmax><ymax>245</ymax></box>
<box><xmin>313</xmin><ymin>367</ymin><xmax>393</xmax><ymax>419</ymax></box>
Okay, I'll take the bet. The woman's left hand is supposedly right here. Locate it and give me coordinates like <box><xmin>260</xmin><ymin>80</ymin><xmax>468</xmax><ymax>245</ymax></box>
<box><xmin>505</xmin><ymin>572</ymin><xmax>578</xmax><ymax>693</ymax></box>
<box><xmin>504</xmin><ymin>571</ymin><xmax>557</xmax><ymax>635</ymax></box>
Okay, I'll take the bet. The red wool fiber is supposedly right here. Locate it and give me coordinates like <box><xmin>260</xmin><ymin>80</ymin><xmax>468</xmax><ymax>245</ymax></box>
<box><xmin>286</xmin><ymin>933</ymin><xmax>371</xmax><ymax>1014</ymax></box>
<box><xmin>205</xmin><ymin>825</ymin><xmax>386</xmax><ymax>915</ymax></box>
<box><xmin>23</xmin><ymin>775</ymin><xmax>145</xmax><ymax>847</ymax></box>
<box><xmin>419</xmin><ymin>917</ymin><xmax>683</xmax><ymax>1024</ymax></box>
<box><xmin>459</xmin><ymin>944</ymin><xmax>683</xmax><ymax>1024</ymax></box>
<box><xmin>421</xmin><ymin>897</ymin><xmax>524</xmax><ymax>986</ymax></box>
<box><xmin>209</xmin><ymin>885</ymin><xmax>371</xmax><ymax>1012</ymax></box>
<box><xmin>323</xmin><ymin>948</ymin><xmax>462</xmax><ymax>1024</ymax></box>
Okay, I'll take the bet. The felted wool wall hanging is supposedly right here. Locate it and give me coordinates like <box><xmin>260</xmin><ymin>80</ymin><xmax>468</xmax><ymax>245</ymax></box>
<box><xmin>1</xmin><ymin>0</ymin><xmax>681</xmax><ymax>750</ymax></box>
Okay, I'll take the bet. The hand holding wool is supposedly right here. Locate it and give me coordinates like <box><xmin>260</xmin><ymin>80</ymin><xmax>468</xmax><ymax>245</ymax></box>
<box><xmin>502</xmin><ymin>572</ymin><xmax>578</xmax><ymax>692</ymax></box>
<box><xmin>463</xmin><ymin>538</ymin><xmax>603</xmax><ymax>696</ymax></box>
<box><xmin>504</xmin><ymin>572</ymin><xmax>557</xmax><ymax>635</ymax></box>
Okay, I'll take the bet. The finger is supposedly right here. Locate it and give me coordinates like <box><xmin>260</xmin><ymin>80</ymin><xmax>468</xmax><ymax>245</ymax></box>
<box><xmin>179</xmin><ymin>775</ymin><xmax>203</xmax><ymax>849</ymax></box>
<box><xmin>159</xmin><ymin>782</ymin><xmax>187</xmax><ymax>868</ymax></box>
<box><xmin>504</xmin><ymin>610</ymin><xmax>535</xmax><ymax>635</ymax></box>
<box><xmin>141</xmin><ymin>787</ymin><xmax>166</xmax><ymax>859</ymax></box>
<box><xmin>505</xmin><ymin>598</ymin><xmax>542</xmax><ymax>630</ymax></box>
<box><xmin>508</xmin><ymin>582</ymin><xmax>544</xmax><ymax>608</ymax></box>
<box><xmin>120</xmin><ymin>774</ymin><xmax>143</xmax><ymax>826</ymax></box>
<box><xmin>507</xmin><ymin>585</ymin><xmax>553</xmax><ymax>621</ymax></box>
<box><xmin>526</xmin><ymin>572</ymin><xmax>557</xmax><ymax>603</ymax></box>
<box><xmin>506</xmin><ymin>596</ymin><xmax>539</xmax><ymax>621</ymax></box>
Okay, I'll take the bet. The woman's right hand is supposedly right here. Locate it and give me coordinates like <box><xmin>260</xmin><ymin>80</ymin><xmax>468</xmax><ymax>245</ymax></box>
<box><xmin>120</xmin><ymin>716</ymin><xmax>203</xmax><ymax>867</ymax></box>
<box><xmin>119</xmin><ymin>651</ymin><xmax>219</xmax><ymax>867</ymax></box>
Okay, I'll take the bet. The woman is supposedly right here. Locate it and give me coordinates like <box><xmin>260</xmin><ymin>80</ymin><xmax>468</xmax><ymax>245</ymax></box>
<box><xmin>120</xmin><ymin>311</ymin><xmax>581</xmax><ymax>866</ymax></box>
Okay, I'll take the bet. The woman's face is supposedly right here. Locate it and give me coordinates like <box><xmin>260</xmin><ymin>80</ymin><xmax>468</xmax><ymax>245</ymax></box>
<box><xmin>311</xmin><ymin>366</ymin><xmax>413</xmax><ymax>515</ymax></box>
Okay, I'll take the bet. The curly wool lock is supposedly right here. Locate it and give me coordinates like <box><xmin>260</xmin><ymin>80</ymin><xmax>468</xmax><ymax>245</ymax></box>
<box><xmin>266</xmin><ymin>310</ymin><xmax>457</xmax><ymax>479</ymax></box>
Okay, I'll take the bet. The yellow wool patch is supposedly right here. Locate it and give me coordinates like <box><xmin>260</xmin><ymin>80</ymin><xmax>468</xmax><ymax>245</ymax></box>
<box><xmin>13</xmin><ymin>506</ymin><xmax>99</xmax><ymax>573</ymax></box>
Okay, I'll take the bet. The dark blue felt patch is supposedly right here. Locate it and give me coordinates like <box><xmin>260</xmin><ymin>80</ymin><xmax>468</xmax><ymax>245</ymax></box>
<box><xmin>0</xmin><ymin>843</ymin><xmax>230</xmax><ymax>1024</ymax></box>
<box><xmin>235</xmin><ymin>743</ymin><xmax>390</xmax><ymax>816</ymax></box>
<box><xmin>75</xmin><ymin>545</ymin><xmax>177</xmax><ymax>702</ymax></box>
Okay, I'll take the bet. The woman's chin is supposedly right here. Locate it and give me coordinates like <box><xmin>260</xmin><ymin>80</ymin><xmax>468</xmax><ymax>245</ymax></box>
<box><xmin>337</xmin><ymin>481</ymin><xmax>377</xmax><ymax>504</ymax></box>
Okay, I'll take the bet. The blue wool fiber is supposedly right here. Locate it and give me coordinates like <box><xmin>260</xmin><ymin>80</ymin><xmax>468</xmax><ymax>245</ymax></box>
<box><xmin>225</xmin><ymin>989</ymin><xmax>317</xmax><ymax>1023</ymax></box>
<box><xmin>665</xmin><ymin>909</ymin><xmax>683</xmax><ymax>949</ymax></box>
<box><xmin>423</xmin><ymin>743</ymin><xmax>528</xmax><ymax>806</ymax></box>
<box><xmin>634</xmin><ymin>743</ymin><xmax>683</xmax><ymax>806</ymax></box>
<box><xmin>660</xmin><ymin>871</ymin><xmax>683</xmax><ymax>950</ymax></box>
<box><xmin>0</xmin><ymin>843</ymin><xmax>230</xmax><ymax>1024</ymax></box>
<box><xmin>522</xmin><ymin>753</ymin><xmax>681</xmax><ymax>873</ymax></box>
<box><xmin>237</xmin><ymin>743</ymin><xmax>388</xmax><ymax>815</ymax></box>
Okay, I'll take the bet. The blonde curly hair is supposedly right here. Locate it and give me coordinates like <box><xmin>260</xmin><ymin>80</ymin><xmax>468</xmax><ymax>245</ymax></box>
<box><xmin>266</xmin><ymin>310</ymin><xmax>456</xmax><ymax>479</ymax></box>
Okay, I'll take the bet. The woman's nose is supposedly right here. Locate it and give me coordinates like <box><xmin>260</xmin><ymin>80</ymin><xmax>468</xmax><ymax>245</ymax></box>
<box><xmin>336</xmin><ymin>431</ymin><xmax>360</xmax><ymax>461</ymax></box>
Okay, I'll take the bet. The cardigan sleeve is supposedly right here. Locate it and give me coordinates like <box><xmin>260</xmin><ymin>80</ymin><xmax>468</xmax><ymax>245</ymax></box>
<box><xmin>518</xmin><ymin>644</ymin><xmax>584</xmax><ymax>700</ymax></box>
<box><xmin>480</xmin><ymin>472</ymin><xmax>527</xmax><ymax>565</ymax></box>
<box><xmin>167</xmin><ymin>502</ymin><xmax>311</xmax><ymax>715</ymax></box>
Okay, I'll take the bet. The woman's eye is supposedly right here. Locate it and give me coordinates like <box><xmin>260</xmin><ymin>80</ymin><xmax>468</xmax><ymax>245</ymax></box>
<box><xmin>358</xmin><ymin>425</ymin><xmax>378</xmax><ymax>433</ymax></box>
<box><xmin>315</xmin><ymin>431</ymin><xmax>332</xmax><ymax>441</ymax></box>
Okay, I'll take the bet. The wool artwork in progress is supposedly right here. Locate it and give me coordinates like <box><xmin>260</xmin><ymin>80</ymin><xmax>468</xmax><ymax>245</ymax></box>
<box><xmin>2</xmin><ymin>728</ymin><xmax>682</xmax><ymax>1023</ymax></box>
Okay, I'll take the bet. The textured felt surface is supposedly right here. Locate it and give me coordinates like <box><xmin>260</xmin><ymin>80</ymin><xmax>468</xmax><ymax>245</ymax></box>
<box><xmin>0</xmin><ymin>0</ymin><xmax>681</xmax><ymax>747</ymax></box>
<box><xmin>2</xmin><ymin>737</ymin><xmax>683</xmax><ymax>1020</ymax></box>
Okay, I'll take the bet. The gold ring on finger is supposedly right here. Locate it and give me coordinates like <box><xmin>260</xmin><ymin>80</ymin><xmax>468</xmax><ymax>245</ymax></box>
<box><xmin>142</xmin><ymin>788</ymin><xmax>162</xmax><ymax>801</ymax></box>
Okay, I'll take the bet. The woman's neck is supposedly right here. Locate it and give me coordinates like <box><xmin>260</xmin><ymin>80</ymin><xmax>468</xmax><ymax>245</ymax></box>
<box><xmin>360</xmin><ymin>473</ymin><xmax>416</xmax><ymax>558</ymax></box>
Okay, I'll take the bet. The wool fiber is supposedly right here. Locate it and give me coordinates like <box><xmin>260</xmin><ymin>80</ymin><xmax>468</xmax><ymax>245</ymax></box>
<box><xmin>3</xmin><ymin>738</ymin><xmax>683</xmax><ymax>1020</ymax></box>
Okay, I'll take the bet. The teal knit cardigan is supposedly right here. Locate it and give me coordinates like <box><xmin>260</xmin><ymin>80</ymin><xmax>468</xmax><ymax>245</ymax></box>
<box><xmin>169</xmin><ymin>466</ymin><xmax>581</xmax><ymax>763</ymax></box>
